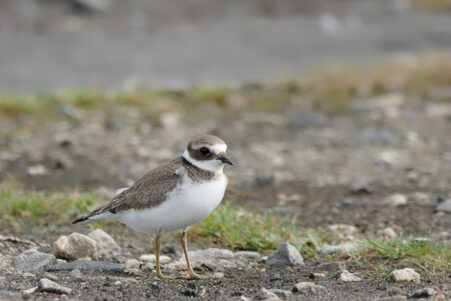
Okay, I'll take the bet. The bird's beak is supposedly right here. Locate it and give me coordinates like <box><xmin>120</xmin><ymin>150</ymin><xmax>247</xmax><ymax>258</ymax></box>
<box><xmin>218</xmin><ymin>154</ymin><xmax>234</xmax><ymax>166</ymax></box>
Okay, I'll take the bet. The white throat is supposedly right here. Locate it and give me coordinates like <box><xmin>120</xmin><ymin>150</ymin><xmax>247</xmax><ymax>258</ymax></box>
<box><xmin>182</xmin><ymin>149</ymin><xmax>224</xmax><ymax>173</ymax></box>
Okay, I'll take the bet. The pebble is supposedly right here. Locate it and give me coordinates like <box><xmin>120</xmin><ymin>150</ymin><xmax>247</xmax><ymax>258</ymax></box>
<box><xmin>269</xmin><ymin>289</ymin><xmax>292</xmax><ymax>298</ymax></box>
<box><xmin>408</xmin><ymin>192</ymin><xmax>431</xmax><ymax>205</ymax></box>
<box><xmin>13</xmin><ymin>249</ymin><xmax>57</xmax><ymax>274</ymax></box>
<box><xmin>382</xmin><ymin>194</ymin><xmax>407</xmax><ymax>207</ymax></box>
<box><xmin>411</xmin><ymin>287</ymin><xmax>437</xmax><ymax>298</ymax></box>
<box><xmin>42</xmin><ymin>272</ymin><xmax>59</xmax><ymax>281</ymax></box>
<box><xmin>141</xmin><ymin>262</ymin><xmax>154</xmax><ymax>272</ymax></box>
<box><xmin>55</xmin><ymin>233</ymin><xmax>98</xmax><ymax>260</ymax></box>
<box><xmin>435</xmin><ymin>199</ymin><xmax>451</xmax><ymax>213</ymax></box>
<box><xmin>139</xmin><ymin>254</ymin><xmax>172</xmax><ymax>264</ymax></box>
<box><xmin>379</xmin><ymin>227</ymin><xmax>397</xmax><ymax>241</ymax></box>
<box><xmin>168</xmin><ymin>248</ymin><xmax>235</xmax><ymax>271</ymax></box>
<box><xmin>233</xmin><ymin>251</ymin><xmax>262</xmax><ymax>260</ymax></box>
<box><xmin>87</xmin><ymin>229</ymin><xmax>121</xmax><ymax>259</ymax></box>
<box><xmin>390</xmin><ymin>268</ymin><xmax>420</xmax><ymax>283</ymax></box>
<box><xmin>268</xmin><ymin>273</ymin><xmax>281</xmax><ymax>282</ymax></box>
<box><xmin>310</xmin><ymin>272</ymin><xmax>327</xmax><ymax>279</ymax></box>
<box><xmin>256</xmin><ymin>288</ymin><xmax>280</xmax><ymax>301</ymax></box>
<box><xmin>327</xmin><ymin>224</ymin><xmax>358</xmax><ymax>236</ymax></box>
<box><xmin>213</xmin><ymin>272</ymin><xmax>224</xmax><ymax>278</ymax></box>
<box><xmin>374</xmin><ymin>296</ymin><xmax>407</xmax><ymax>301</ymax></box>
<box><xmin>22</xmin><ymin>272</ymin><xmax>36</xmax><ymax>279</ymax></box>
<box><xmin>69</xmin><ymin>269</ymin><xmax>85</xmax><ymax>282</ymax></box>
<box><xmin>22</xmin><ymin>286</ymin><xmax>38</xmax><ymax>296</ymax></box>
<box><xmin>125</xmin><ymin>259</ymin><xmax>141</xmax><ymax>270</ymax></box>
<box><xmin>265</xmin><ymin>243</ymin><xmax>304</xmax><ymax>267</ymax></box>
<box><xmin>47</xmin><ymin>260</ymin><xmax>124</xmax><ymax>272</ymax></box>
<box><xmin>38</xmin><ymin>278</ymin><xmax>72</xmax><ymax>295</ymax></box>
<box><xmin>339</xmin><ymin>270</ymin><xmax>361</xmax><ymax>282</ymax></box>
<box><xmin>26</xmin><ymin>164</ymin><xmax>48</xmax><ymax>176</ymax></box>
<box><xmin>292</xmin><ymin>282</ymin><xmax>327</xmax><ymax>294</ymax></box>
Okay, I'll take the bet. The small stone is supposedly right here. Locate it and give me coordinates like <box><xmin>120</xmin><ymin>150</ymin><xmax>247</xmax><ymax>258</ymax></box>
<box><xmin>22</xmin><ymin>286</ymin><xmax>38</xmax><ymax>296</ymax></box>
<box><xmin>269</xmin><ymin>289</ymin><xmax>292</xmax><ymax>298</ymax></box>
<box><xmin>435</xmin><ymin>199</ymin><xmax>451</xmax><ymax>213</ymax></box>
<box><xmin>373</xmin><ymin>296</ymin><xmax>407</xmax><ymax>301</ymax></box>
<box><xmin>233</xmin><ymin>251</ymin><xmax>262</xmax><ymax>260</ymax></box>
<box><xmin>126</xmin><ymin>268</ymin><xmax>140</xmax><ymax>276</ymax></box>
<box><xmin>139</xmin><ymin>254</ymin><xmax>171</xmax><ymax>264</ymax></box>
<box><xmin>268</xmin><ymin>273</ymin><xmax>281</xmax><ymax>281</ymax></box>
<box><xmin>319</xmin><ymin>243</ymin><xmax>358</xmax><ymax>255</ymax></box>
<box><xmin>256</xmin><ymin>288</ymin><xmax>280</xmax><ymax>301</ymax></box>
<box><xmin>213</xmin><ymin>272</ymin><xmax>224</xmax><ymax>278</ymax></box>
<box><xmin>26</xmin><ymin>165</ymin><xmax>48</xmax><ymax>176</ymax></box>
<box><xmin>339</xmin><ymin>270</ymin><xmax>361</xmax><ymax>282</ymax></box>
<box><xmin>379</xmin><ymin>227</ymin><xmax>397</xmax><ymax>241</ymax></box>
<box><xmin>69</xmin><ymin>269</ymin><xmax>85</xmax><ymax>282</ymax></box>
<box><xmin>125</xmin><ymin>259</ymin><xmax>141</xmax><ymax>270</ymax></box>
<box><xmin>55</xmin><ymin>233</ymin><xmax>98</xmax><ymax>260</ymax></box>
<box><xmin>327</xmin><ymin>224</ymin><xmax>358</xmax><ymax>235</ymax></box>
<box><xmin>168</xmin><ymin>248</ymin><xmax>235</xmax><ymax>271</ymax></box>
<box><xmin>382</xmin><ymin>194</ymin><xmax>407</xmax><ymax>207</ymax></box>
<box><xmin>22</xmin><ymin>272</ymin><xmax>36</xmax><ymax>279</ymax></box>
<box><xmin>13</xmin><ymin>249</ymin><xmax>57</xmax><ymax>274</ymax></box>
<box><xmin>408</xmin><ymin>192</ymin><xmax>431</xmax><ymax>205</ymax></box>
<box><xmin>390</xmin><ymin>268</ymin><xmax>420</xmax><ymax>283</ymax></box>
<box><xmin>87</xmin><ymin>229</ymin><xmax>121</xmax><ymax>259</ymax></box>
<box><xmin>411</xmin><ymin>287</ymin><xmax>437</xmax><ymax>298</ymax></box>
<box><xmin>349</xmin><ymin>180</ymin><xmax>375</xmax><ymax>194</ymax></box>
<box><xmin>141</xmin><ymin>262</ymin><xmax>154</xmax><ymax>272</ymax></box>
<box><xmin>292</xmin><ymin>282</ymin><xmax>327</xmax><ymax>294</ymax></box>
<box><xmin>266</xmin><ymin>243</ymin><xmax>304</xmax><ymax>267</ymax></box>
<box><xmin>38</xmin><ymin>278</ymin><xmax>72</xmax><ymax>295</ymax></box>
<box><xmin>71</xmin><ymin>0</ymin><xmax>112</xmax><ymax>13</ymax></box>
<box><xmin>310</xmin><ymin>272</ymin><xmax>327</xmax><ymax>279</ymax></box>
<box><xmin>113</xmin><ymin>281</ymin><xmax>122</xmax><ymax>286</ymax></box>
<box><xmin>42</xmin><ymin>272</ymin><xmax>59</xmax><ymax>281</ymax></box>
<box><xmin>46</xmin><ymin>260</ymin><xmax>124</xmax><ymax>272</ymax></box>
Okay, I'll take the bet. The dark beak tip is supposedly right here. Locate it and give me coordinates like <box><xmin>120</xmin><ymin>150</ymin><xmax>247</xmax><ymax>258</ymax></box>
<box><xmin>219</xmin><ymin>155</ymin><xmax>235</xmax><ymax>166</ymax></box>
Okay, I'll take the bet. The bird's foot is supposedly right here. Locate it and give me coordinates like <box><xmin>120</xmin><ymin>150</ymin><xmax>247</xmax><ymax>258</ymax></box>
<box><xmin>186</xmin><ymin>272</ymin><xmax>208</xmax><ymax>279</ymax></box>
<box><xmin>156</xmin><ymin>272</ymin><xmax>175</xmax><ymax>280</ymax></box>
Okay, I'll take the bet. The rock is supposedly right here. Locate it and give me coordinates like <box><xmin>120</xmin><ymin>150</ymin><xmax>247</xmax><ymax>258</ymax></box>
<box><xmin>51</xmin><ymin>153</ymin><xmax>74</xmax><ymax>170</ymax></box>
<box><xmin>233</xmin><ymin>251</ymin><xmax>262</xmax><ymax>260</ymax></box>
<box><xmin>22</xmin><ymin>286</ymin><xmax>38</xmax><ymax>297</ymax></box>
<box><xmin>141</xmin><ymin>262</ymin><xmax>153</xmax><ymax>272</ymax></box>
<box><xmin>382</xmin><ymin>194</ymin><xmax>407</xmax><ymax>207</ymax></box>
<box><xmin>292</xmin><ymin>282</ymin><xmax>327</xmax><ymax>294</ymax></box>
<box><xmin>13</xmin><ymin>249</ymin><xmax>57</xmax><ymax>274</ymax></box>
<box><xmin>139</xmin><ymin>254</ymin><xmax>172</xmax><ymax>264</ymax></box>
<box><xmin>378</xmin><ymin>227</ymin><xmax>397</xmax><ymax>241</ymax></box>
<box><xmin>168</xmin><ymin>248</ymin><xmax>235</xmax><ymax>271</ymax></box>
<box><xmin>256</xmin><ymin>288</ymin><xmax>280</xmax><ymax>301</ymax></box>
<box><xmin>408</xmin><ymin>192</ymin><xmax>431</xmax><ymax>205</ymax></box>
<box><xmin>47</xmin><ymin>260</ymin><xmax>123</xmax><ymax>272</ymax></box>
<box><xmin>22</xmin><ymin>272</ymin><xmax>36</xmax><ymax>279</ymax></box>
<box><xmin>317</xmin><ymin>262</ymin><xmax>346</xmax><ymax>271</ymax></box>
<box><xmin>411</xmin><ymin>287</ymin><xmax>437</xmax><ymax>298</ymax></box>
<box><xmin>26</xmin><ymin>164</ymin><xmax>48</xmax><ymax>176</ymax></box>
<box><xmin>43</xmin><ymin>272</ymin><xmax>59</xmax><ymax>281</ymax></box>
<box><xmin>327</xmin><ymin>224</ymin><xmax>358</xmax><ymax>240</ymax></box>
<box><xmin>71</xmin><ymin>0</ymin><xmax>112</xmax><ymax>13</ymax></box>
<box><xmin>87</xmin><ymin>229</ymin><xmax>121</xmax><ymax>259</ymax></box>
<box><xmin>373</xmin><ymin>296</ymin><xmax>407</xmax><ymax>301</ymax></box>
<box><xmin>213</xmin><ymin>272</ymin><xmax>224</xmax><ymax>278</ymax></box>
<box><xmin>319</xmin><ymin>243</ymin><xmax>358</xmax><ymax>255</ymax></box>
<box><xmin>266</xmin><ymin>243</ymin><xmax>304</xmax><ymax>267</ymax></box>
<box><xmin>55</xmin><ymin>233</ymin><xmax>98</xmax><ymax>260</ymax></box>
<box><xmin>390</xmin><ymin>268</ymin><xmax>420</xmax><ymax>283</ymax></box>
<box><xmin>38</xmin><ymin>278</ymin><xmax>72</xmax><ymax>295</ymax></box>
<box><xmin>69</xmin><ymin>269</ymin><xmax>85</xmax><ymax>282</ymax></box>
<box><xmin>269</xmin><ymin>289</ymin><xmax>292</xmax><ymax>298</ymax></box>
<box><xmin>267</xmin><ymin>273</ymin><xmax>281</xmax><ymax>282</ymax></box>
<box><xmin>125</xmin><ymin>259</ymin><xmax>141</xmax><ymax>270</ymax></box>
<box><xmin>435</xmin><ymin>199</ymin><xmax>451</xmax><ymax>213</ymax></box>
<box><xmin>339</xmin><ymin>270</ymin><xmax>361</xmax><ymax>282</ymax></box>
<box><xmin>349</xmin><ymin>180</ymin><xmax>375</xmax><ymax>194</ymax></box>
<box><xmin>310</xmin><ymin>272</ymin><xmax>327</xmax><ymax>279</ymax></box>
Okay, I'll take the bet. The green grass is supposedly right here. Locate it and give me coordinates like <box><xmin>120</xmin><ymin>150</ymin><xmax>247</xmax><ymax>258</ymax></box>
<box><xmin>190</xmin><ymin>203</ymin><xmax>301</xmax><ymax>251</ymax></box>
<box><xmin>360</xmin><ymin>237</ymin><xmax>451</xmax><ymax>275</ymax></box>
<box><xmin>0</xmin><ymin>181</ymin><xmax>98</xmax><ymax>228</ymax></box>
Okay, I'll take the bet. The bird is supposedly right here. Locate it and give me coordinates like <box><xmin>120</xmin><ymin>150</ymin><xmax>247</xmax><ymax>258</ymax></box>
<box><xmin>72</xmin><ymin>135</ymin><xmax>234</xmax><ymax>279</ymax></box>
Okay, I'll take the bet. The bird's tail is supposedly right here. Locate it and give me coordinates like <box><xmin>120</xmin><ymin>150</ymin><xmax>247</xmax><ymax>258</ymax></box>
<box><xmin>72</xmin><ymin>215</ymin><xmax>89</xmax><ymax>224</ymax></box>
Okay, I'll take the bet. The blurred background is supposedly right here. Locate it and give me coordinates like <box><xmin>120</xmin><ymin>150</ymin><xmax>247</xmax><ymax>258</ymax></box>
<box><xmin>1</xmin><ymin>0</ymin><xmax>451</xmax><ymax>90</ymax></box>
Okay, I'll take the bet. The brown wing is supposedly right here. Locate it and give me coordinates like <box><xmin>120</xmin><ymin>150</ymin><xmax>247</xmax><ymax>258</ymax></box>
<box><xmin>76</xmin><ymin>157</ymin><xmax>184</xmax><ymax>222</ymax></box>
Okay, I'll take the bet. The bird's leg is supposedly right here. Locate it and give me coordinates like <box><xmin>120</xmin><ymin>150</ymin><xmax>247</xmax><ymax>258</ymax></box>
<box><xmin>181</xmin><ymin>229</ymin><xmax>207</xmax><ymax>279</ymax></box>
<box><xmin>154</xmin><ymin>233</ymin><xmax>174</xmax><ymax>280</ymax></box>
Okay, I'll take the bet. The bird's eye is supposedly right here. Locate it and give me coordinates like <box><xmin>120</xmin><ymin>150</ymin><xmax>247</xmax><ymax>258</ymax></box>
<box><xmin>200</xmin><ymin>147</ymin><xmax>210</xmax><ymax>155</ymax></box>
